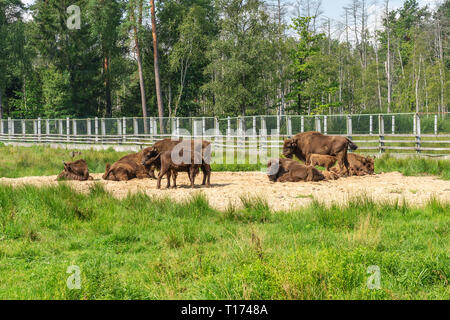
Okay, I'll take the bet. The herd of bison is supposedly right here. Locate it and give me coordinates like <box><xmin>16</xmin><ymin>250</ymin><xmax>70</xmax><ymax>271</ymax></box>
<box><xmin>57</xmin><ymin>131</ymin><xmax>375</xmax><ymax>188</ymax></box>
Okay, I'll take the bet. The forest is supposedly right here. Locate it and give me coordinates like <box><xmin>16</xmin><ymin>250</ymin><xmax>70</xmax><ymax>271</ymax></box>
<box><xmin>0</xmin><ymin>0</ymin><xmax>448</xmax><ymax>119</ymax></box>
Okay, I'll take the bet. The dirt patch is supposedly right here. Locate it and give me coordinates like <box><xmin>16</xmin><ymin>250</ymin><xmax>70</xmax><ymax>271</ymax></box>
<box><xmin>1</xmin><ymin>172</ymin><xmax>449</xmax><ymax>211</ymax></box>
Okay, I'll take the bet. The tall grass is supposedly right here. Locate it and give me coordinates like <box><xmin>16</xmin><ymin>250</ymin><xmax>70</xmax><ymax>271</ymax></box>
<box><xmin>375</xmin><ymin>154</ymin><xmax>450</xmax><ymax>180</ymax></box>
<box><xmin>0</xmin><ymin>184</ymin><xmax>448</xmax><ymax>300</ymax></box>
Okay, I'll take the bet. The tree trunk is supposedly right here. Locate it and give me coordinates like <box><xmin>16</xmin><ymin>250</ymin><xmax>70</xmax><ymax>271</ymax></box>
<box><xmin>150</xmin><ymin>0</ymin><xmax>164</xmax><ymax>133</ymax></box>
<box><xmin>375</xmin><ymin>42</ymin><xmax>382</xmax><ymax>112</ymax></box>
<box><xmin>385</xmin><ymin>0</ymin><xmax>391</xmax><ymax>113</ymax></box>
<box><xmin>104</xmin><ymin>56</ymin><xmax>112</xmax><ymax>117</ymax></box>
<box><xmin>131</xmin><ymin>5</ymin><xmax>148</xmax><ymax>133</ymax></box>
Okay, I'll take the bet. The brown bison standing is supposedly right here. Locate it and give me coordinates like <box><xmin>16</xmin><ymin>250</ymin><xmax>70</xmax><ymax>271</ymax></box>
<box><xmin>283</xmin><ymin>131</ymin><xmax>358</xmax><ymax>175</ymax></box>
<box><xmin>57</xmin><ymin>159</ymin><xmax>93</xmax><ymax>181</ymax></box>
<box><xmin>103</xmin><ymin>149</ymin><xmax>153</xmax><ymax>181</ymax></box>
<box><xmin>142</xmin><ymin>138</ymin><xmax>211</xmax><ymax>186</ymax></box>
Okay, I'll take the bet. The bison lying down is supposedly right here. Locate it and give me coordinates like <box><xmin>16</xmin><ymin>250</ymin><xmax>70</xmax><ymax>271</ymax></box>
<box><xmin>348</xmin><ymin>153</ymin><xmax>375</xmax><ymax>176</ymax></box>
<box><xmin>267</xmin><ymin>158</ymin><xmax>325</xmax><ymax>182</ymax></box>
<box><xmin>57</xmin><ymin>159</ymin><xmax>93</xmax><ymax>181</ymax></box>
<box><xmin>103</xmin><ymin>149</ymin><xmax>153</xmax><ymax>181</ymax></box>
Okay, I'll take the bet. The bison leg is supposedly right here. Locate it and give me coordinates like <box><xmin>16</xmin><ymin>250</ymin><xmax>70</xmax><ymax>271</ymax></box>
<box><xmin>172</xmin><ymin>171</ymin><xmax>178</xmax><ymax>189</ymax></box>
<box><xmin>166</xmin><ymin>170</ymin><xmax>171</xmax><ymax>188</ymax></box>
<box><xmin>336</xmin><ymin>150</ymin><xmax>349</xmax><ymax>176</ymax></box>
<box><xmin>156</xmin><ymin>167</ymin><xmax>169</xmax><ymax>189</ymax></box>
<box><xmin>189</xmin><ymin>167</ymin><xmax>196</xmax><ymax>188</ymax></box>
<box><xmin>201</xmin><ymin>164</ymin><xmax>211</xmax><ymax>187</ymax></box>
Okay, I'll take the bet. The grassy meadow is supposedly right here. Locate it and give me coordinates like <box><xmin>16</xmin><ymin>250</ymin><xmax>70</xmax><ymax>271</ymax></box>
<box><xmin>0</xmin><ymin>144</ymin><xmax>448</xmax><ymax>299</ymax></box>
<box><xmin>0</xmin><ymin>184</ymin><xmax>448</xmax><ymax>299</ymax></box>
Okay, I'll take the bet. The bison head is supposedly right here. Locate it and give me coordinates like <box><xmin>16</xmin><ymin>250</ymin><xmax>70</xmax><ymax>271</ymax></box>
<box><xmin>267</xmin><ymin>159</ymin><xmax>280</xmax><ymax>182</ymax></box>
<box><xmin>366</xmin><ymin>156</ymin><xmax>375</xmax><ymax>174</ymax></box>
<box><xmin>308</xmin><ymin>166</ymin><xmax>325</xmax><ymax>182</ymax></box>
<box><xmin>282</xmin><ymin>139</ymin><xmax>297</xmax><ymax>159</ymax></box>
<box><xmin>142</xmin><ymin>147</ymin><xmax>160</xmax><ymax>166</ymax></box>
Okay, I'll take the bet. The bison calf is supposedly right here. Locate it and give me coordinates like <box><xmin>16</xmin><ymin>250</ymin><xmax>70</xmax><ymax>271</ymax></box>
<box><xmin>267</xmin><ymin>158</ymin><xmax>325</xmax><ymax>183</ymax></box>
<box><xmin>308</xmin><ymin>154</ymin><xmax>337</xmax><ymax>170</ymax></box>
<box><xmin>57</xmin><ymin>159</ymin><xmax>93</xmax><ymax>181</ymax></box>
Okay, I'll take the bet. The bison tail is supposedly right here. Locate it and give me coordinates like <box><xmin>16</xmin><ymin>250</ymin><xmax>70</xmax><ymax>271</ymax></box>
<box><xmin>347</xmin><ymin>138</ymin><xmax>358</xmax><ymax>151</ymax></box>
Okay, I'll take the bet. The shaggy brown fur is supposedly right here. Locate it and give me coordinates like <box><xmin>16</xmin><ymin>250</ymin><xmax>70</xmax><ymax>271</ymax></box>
<box><xmin>347</xmin><ymin>153</ymin><xmax>375</xmax><ymax>176</ymax></box>
<box><xmin>142</xmin><ymin>138</ymin><xmax>211</xmax><ymax>186</ymax></box>
<box><xmin>322</xmin><ymin>170</ymin><xmax>340</xmax><ymax>180</ymax></box>
<box><xmin>267</xmin><ymin>158</ymin><xmax>325</xmax><ymax>183</ymax></box>
<box><xmin>309</xmin><ymin>154</ymin><xmax>337</xmax><ymax>170</ymax></box>
<box><xmin>57</xmin><ymin>160</ymin><xmax>93</xmax><ymax>181</ymax></box>
<box><xmin>155</xmin><ymin>149</ymin><xmax>208</xmax><ymax>189</ymax></box>
<box><xmin>103</xmin><ymin>149</ymin><xmax>153</xmax><ymax>181</ymax></box>
<box><xmin>283</xmin><ymin>131</ymin><xmax>358</xmax><ymax>175</ymax></box>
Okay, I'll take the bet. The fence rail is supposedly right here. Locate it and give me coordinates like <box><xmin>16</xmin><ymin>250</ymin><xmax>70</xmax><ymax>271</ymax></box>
<box><xmin>1</xmin><ymin>113</ymin><xmax>449</xmax><ymax>155</ymax></box>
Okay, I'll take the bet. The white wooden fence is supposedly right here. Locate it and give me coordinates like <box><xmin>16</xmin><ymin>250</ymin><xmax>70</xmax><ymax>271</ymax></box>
<box><xmin>0</xmin><ymin>113</ymin><xmax>449</xmax><ymax>155</ymax></box>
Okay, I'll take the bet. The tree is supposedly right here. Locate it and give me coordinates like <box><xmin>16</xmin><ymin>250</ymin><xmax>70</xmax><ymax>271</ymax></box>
<box><xmin>150</xmin><ymin>0</ymin><xmax>164</xmax><ymax>131</ymax></box>
<box><xmin>288</xmin><ymin>16</ymin><xmax>324</xmax><ymax>114</ymax></box>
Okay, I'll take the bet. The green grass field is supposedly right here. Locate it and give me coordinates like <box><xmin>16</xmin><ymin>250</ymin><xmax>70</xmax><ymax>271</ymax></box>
<box><xmin>0</xmin><ymin>145</ymin><xmax>448</xmax><ymax>300</ymax></box>
<box><xmin>0</xmin><ymin>184</ymin><xmax>448</xmax><ymax>299</ymax></box>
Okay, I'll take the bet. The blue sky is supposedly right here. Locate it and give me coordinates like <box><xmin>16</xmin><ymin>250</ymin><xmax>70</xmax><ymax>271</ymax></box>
<box><xmin>22</xmin><ymin>0</ymin><xmax>439</xmax><ymax>24</ymax></box>
<box><xmin>316</xmin><ymin>0</ymin><xmax>436</xmax><ymax>22</ymax></box>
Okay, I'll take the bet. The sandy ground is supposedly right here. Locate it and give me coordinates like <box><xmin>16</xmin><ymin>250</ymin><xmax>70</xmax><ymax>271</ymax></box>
<box><xmin>1</xmin><ymin>171</ymin><xmax>449</xmax><ymax>211</ymax></box>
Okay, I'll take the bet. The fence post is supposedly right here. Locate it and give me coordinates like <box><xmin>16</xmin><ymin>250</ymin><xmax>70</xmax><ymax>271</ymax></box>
<box><xmin>434</xmin><ymin>114</ymin><xmax>438</xmax><ymax>135</ymax></box>
<box><xmin>176</xmin><ymin>118</ymin><xmax>180</xmax><ymax>137</ymax></box>
<box><xmin>413</xmin><ymin>114</ymin><xmax>417</xmax><ymax>134</ymax></box>
<box><xmin>288</xmin><ymin>116</ymin><xmax>292</xmax><ymax>136</ymax></box>
<box><xmin>261</xmin><ymin>116</ymin><xmax>267</xmax><ymax>161</ymax></box>
<box><xmin>22</xmin><ymin>120</ymin><xmax>26</xmax><ymax>138</ymax></box>
<box><xmin>87</xmin><ymin>119</ymin><xmax>91</xmax><ymax>143</ymax></box>
<box><xmin>101</xmin><ymin>118</ymin><xmax>106</xmax><ymax>142</ymax></box>
<box><xmin>95</xmin><ymin>117</ymin><xmax>99</xmax><ymax>143</ymax></box>
<box><xmin>149</xmin><ymin>117</ymin><xmax>153</xmax><ymax>137</ymax></box>
<box><xmin>276</xmin><ymin>115</ymin><xmax>280</xmax><ymax>135</ymax></box>
<box><xmin>301</xmin><ymin>116</ymin><xmax>304</xmax><ymax>132</ymax></box>
<box><xmin>346</xmin><ymin>115</ymin><xmax>352</xmax><ymax>138</ymax></box>
<box><xmin>379</xmin><ymin>115</ymin><xmax>384</xmax><ymax>153</ymax></box>
<box><xmin>253</xmin><ymin>116</ymin><xmax>257</xmax><ymax>136</ymax></box>
<box><xmin>324</xmin><ymin>116</ymin><xmax>327</xmax><ymax>135</ymax></box>
<box><xmin>38</xmin><ymin>117</ymin><xmax>41</xmax><ymax>142</ymax></box>
<box><xmin>58</xmin><ymin>119</ymin><xmax>63</xmax><ymax>137</ymax></box>
<box><xmin>116</xmin><ymin>119</ymin><xmax>122</xmax><ymax>143</ymax></box>
<box><xmin>315</xmin><ymin>116</ymin><xmax>321</xmax><ymax>133</ymax></box>
<box><xmin>7</xmin><ymin>117</ymin><xmax>11</xmax><ymax>140</ymax></box>
<box><xmin>122</xmin><ymin>117</ymin><xmax>126</xmax><ymax>143</ymax></box>
<box><xmin>416</xmin><ymin>114</ymin><xmax>421</xmax><ymax>153</ymax></box>
<box><xmin>227</xmin><ymin>117</ymin><xmax>231</xmax><ymax>137</ymax></box>
<box><xmin>46</xmin><ymin>119</ymin><xmax>50</xmax><ymax>139</ymax></box>
<box><xmin>133</xmin><ymin>118</ymin><xmax>138</xmax><ymax>137</ymax></box>
<box><xmin>72</xmin><ymin>119</ymin><xmax>77</xmax><ymax>142</ymax></box>
<box><xmin>369</xmin><ymin>115</ymin><xmax>373</xmax><ymax>135</ymax></box>
<box><xmin>392</xmin><ymin>115</ymin><xmax>395</xmax><ymax>134</ymax></box>
<box><xmin>0</xmin><ymin>119</ymin><xmax>4</xmax><ymax>136</ymax></box>
<box><xmin>193</xmin><ymin>119</ymin><xmax>198</xmax><ymax>139</ymax></box>
<box><xmin>202</xmin><ymin>117</ymin><xmax>206</xmax><ymax>137</ymax></box>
